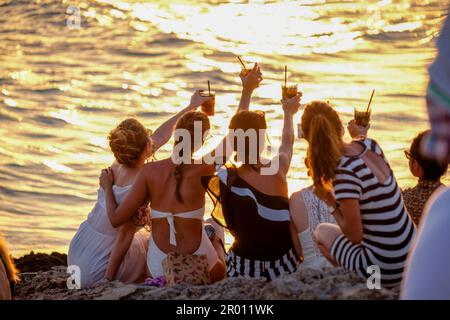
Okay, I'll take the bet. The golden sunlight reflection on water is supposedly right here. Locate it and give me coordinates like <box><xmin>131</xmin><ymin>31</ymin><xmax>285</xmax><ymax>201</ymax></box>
<box><xmin>0</xmin><ymin>0</ymin><xmax>448</xmax><ymax>254</ymax></box>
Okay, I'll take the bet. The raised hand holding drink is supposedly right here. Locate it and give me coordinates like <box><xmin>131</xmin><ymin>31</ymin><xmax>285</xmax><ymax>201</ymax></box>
<box><xmin>354</xmin><ymin>109</ymin><xmax>371</xmax><ymax>127</ymax></box>
<box><xmin>237</xmin><ymin>56</ymin><xmax>251</xmax><ymax>77</ymax></box>
<box><xmin>281</xmin><ymin>65</ymin><xmax>299</xmax><ymax>99</ymax></box>
<box><xmin>200</xmin><ymin>80</ymin><xmax>215</xmax><ymax>116</ymax></box>
<box><xmin>282</xmin><ymin>84</ymin><xmax>298</xmax><ymax>99</ymax></box>
<box><xmin>354</xmin><ymin>89</ymin><xmax>375</xmax><ymax>127</ymax></box>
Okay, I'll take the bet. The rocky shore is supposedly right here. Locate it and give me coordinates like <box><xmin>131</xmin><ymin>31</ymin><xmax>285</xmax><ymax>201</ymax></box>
<box><xmin>13</xmin><ymin>252</ymin><xmax>398</xmax><ymax>300</ymax></box>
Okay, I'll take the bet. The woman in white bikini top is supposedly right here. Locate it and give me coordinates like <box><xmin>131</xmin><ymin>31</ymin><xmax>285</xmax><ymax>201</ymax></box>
<box><xmin>103</xmin><ymin>109</ymin><xmax>227</xmax><ymax>283</ymax></box>
<box><xmin>148</xmin><ymin>208</ymin><xmax>220</xmax><ymax>278</ymax></box>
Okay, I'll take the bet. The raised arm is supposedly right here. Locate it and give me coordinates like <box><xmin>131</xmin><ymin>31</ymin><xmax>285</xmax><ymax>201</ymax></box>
<box><xmin>99</xmin><ymin>167</ymin><xmax>149</xmax><ymax>228</ymax></box>
<box><xmin>277</xmin><ymin>93</ymin><xmax>302</xmax><ymax>176</ymax></box>
<box><xmin>151</xmin><ymin>90</ymin><xmax>213</xmax><ymax>151</ymax></box>
<box><xmin>237</xmin><ymin>63</ymin><xmax>263</xmax><ymax>112</ymax></box>
<box><xmin>200</xmin><ymin>67</ymin><xmax>263</xmax><ymax>166</ymax></box>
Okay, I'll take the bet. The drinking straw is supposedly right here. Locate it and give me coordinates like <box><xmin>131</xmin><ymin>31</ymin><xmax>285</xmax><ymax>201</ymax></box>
<box><xmin>208</xmin><ymin>80</ymin><xmax>211</xmax><ymax>95</ymax></box>
<box><xmin>237</xmin><ymin>56</ymin><xmax>247</xmax><ymax>71</ymax></box>
<box><xmin>284</xmin><ymin>65</ymin><xmax>287</xmax><ymax>87</ymax></box>
<box><xmin>366</xmin><ymin>89</ymin><xmax>375</xmax><ymax>112</ymax></box>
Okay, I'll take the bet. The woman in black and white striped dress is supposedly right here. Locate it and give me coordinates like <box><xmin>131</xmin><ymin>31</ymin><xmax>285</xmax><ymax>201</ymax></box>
<box><xmin>300</xmin><ymin>101</ymin><xmax>416</xmax><ymax>287</ymax></box>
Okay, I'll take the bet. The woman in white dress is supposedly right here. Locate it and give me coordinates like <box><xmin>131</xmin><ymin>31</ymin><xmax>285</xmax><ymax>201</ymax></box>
<box><xmin>290</xmin><ymin>187</ymin><xmax>336</xmax><ymax>270</ymax></box>
<box><xmin>68</xmin><ymin>91</ymin><xmax>207</xmax><ymax>288</ymax></box>
<box><xmin>290</xmin><ymin>159</ymin><xmax>336</xmax><ymax>270</ymax></box>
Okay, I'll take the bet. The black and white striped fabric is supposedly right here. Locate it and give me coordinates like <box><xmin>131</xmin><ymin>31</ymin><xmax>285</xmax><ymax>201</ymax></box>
<box><xmin>226</xmin><ymin>248</ymin><xmax>300</xmax><ymax>281</ymax></box>
<box><xmin>331</xmin><ymin>138</ymin><xmax>416</xmax><ymax>287</ymax></box>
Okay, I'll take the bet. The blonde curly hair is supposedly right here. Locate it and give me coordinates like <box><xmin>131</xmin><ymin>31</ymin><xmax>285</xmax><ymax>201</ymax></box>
<box><xmin>108</xmin><ymin>118</ymin><xmax>153</xmax><ymax>167</ymax></box>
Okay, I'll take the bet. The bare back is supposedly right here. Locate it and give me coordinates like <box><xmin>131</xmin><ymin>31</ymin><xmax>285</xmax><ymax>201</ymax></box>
<box><xmin>236</xmin><ymin>165</ymin><xmax>289</xmax><ymax>198</ymax></box>
<box><xmin>145</xmin><ymin>159</ymin><xmax>214</xmax><ymax>254</ymax></box>
<box><xmin>110</xmin><ymin>162</ymin><xmax>140</xmax><ymax>187</ymax></box>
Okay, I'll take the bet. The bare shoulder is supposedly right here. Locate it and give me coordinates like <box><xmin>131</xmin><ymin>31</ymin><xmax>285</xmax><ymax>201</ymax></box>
<box><xmin>290</xmin><ymin>189</ymin><xmax>308</xmax><ymax>209</ymax></box>
<box><xmin>140</xmin><ymin>161</ymin><xmax>161</xmax><ymax>177</ymax></box>
<box><xmin>290</xmin><ymin>190</ymin><xmax>303</xmax><ymax>202</ymax></box>
<box><xmin>187</xmin><ymin>163</ymin><xmax>215</xmax><ymax>176</ymax></box>
<box><xmin>137</xmin><ymin>160</ymin><xmax>170</xmax><ymax>190</ymax></box>
<box><xmin>109</xmin><ymin>161</ymin><xmax>119</xmax><ymax>170</ymax></box>
<box><xmin>110</xmin><ymin>160</ymin><xmax>119</xmax><ymax>167</ymax></box>
<box><xmin>261</xmin><ymin>169</ymin><xmax>289</xmax><ymax>194</ymax></box>
<box><xmin>289</xmin><ymin>189</ymin><xmax>309</xmax><ymax>231</ymax></box>
<box><xmin>200</xmin><ymin>163</ymin><xmax>215</xmax><ymax>175</ymax></box>
<box><xmin>263</xmin><ymin>153</ymin><xmax>290</xmax><ymax>177</ymax></box>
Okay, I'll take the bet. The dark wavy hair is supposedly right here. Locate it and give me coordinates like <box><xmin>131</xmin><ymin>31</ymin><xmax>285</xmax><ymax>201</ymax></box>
<box><xmin>409</xmin><ymin>130</ymin><xmax>448</xmax><ymax>181</ymax></box>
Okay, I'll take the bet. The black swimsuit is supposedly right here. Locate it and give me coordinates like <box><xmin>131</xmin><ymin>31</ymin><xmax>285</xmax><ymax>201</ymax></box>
<box><xmin>203</xmin><ymin>165</ymin><xmax>300</xmax><ymax>281</ymax></box>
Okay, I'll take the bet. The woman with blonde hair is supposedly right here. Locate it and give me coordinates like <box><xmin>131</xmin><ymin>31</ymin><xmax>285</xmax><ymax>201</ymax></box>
<box><xmin>301</xmin><ymin>101</ymin><xmax>415</xmax><ymax>287</ymax></box>
<box><xmin>68</xmin><ymin>91</ymin><xmax>207</xmax><ymax>288</ymax></box>
<box><xmin>0</xmin><ymin>234</ymin><xmax>19</xmax><ymax>300</ymax></box>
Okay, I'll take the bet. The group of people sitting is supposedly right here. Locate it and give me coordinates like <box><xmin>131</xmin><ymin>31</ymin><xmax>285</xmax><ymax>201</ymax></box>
<box><xmin>64</xmin><ymin>63</ymin><xmax>447</xmax><ymax>290</ymax></box>
<box><xmin>2</xmin><ymin>15</ymin><xmax>449</xmax><ymax>301</ymax></box>
<box><xmin>0</xmin><ymin>66</ymin><xmax>448</xmax><ymax>299</ymax></box>
<box><xmin>1</xmin><ymin>63</ymin><xmax>447</xmax><ymax>299</ymax></box>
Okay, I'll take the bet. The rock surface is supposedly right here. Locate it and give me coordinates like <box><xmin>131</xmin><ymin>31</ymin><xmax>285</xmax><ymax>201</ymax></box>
<box><xmin>15</xmin><ymin>266</ymin><xmax>399</xmax><ymax>300</ymax></box>
<box><xmin>14</xmin><ymin>251</ymin><xmax>67</xmax><ymax>273</ymax></box>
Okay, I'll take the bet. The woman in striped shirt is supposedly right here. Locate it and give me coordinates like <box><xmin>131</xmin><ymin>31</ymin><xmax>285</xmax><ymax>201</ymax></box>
<box><xmin>300</xmin><ymin>101</ymin><xmax>416</xmax><ymax>287</ymax></box>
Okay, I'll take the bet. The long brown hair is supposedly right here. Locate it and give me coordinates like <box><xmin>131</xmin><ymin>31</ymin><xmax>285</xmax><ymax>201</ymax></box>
<box><xmin>229</xmin><ymin>110</ymin><xmax>267</xmax><ymax>172</ymax></box>
<box><xmin>301</xmin><ymin>101</ymin><xmax>343</xmax><ymax>191</ymax></box>
<box><xmin>173</xmin><ymin>111</ymin><xmax>210</xmax><ymax>202</ymax></box>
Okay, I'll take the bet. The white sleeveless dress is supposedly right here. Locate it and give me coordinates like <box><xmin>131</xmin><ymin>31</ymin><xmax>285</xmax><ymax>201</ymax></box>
<box><xmin>68</xmin><ymin>185</ymin><xmax>149</xmax><ymax>288</ymax></box>
<box><xmin>297</xmin><ymin>188</ymin><xmax>336</xmax><ymax>270</ymax></box>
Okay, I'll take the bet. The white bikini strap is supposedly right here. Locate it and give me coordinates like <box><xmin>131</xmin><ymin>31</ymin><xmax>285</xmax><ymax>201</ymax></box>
<box><xmin>151</xmin><ymin>210</ymin><xmax>177</xmax><ymax>246</ymax></box>
<box><xmin>152</xmin><ymin>208</ymin><xmax>204</xmax><ymax>246</ymax></box>
<box><xmin>166</xmin><ymin>215</ymin><xmax>177</xmax><ymax>246</ymax></box>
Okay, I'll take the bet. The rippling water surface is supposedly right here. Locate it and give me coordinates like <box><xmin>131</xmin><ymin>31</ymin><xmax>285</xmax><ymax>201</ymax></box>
<box><xmin>0</xmin><ymin>0</ymin><xmax>448</xmax><ymax>255</ymax></box>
